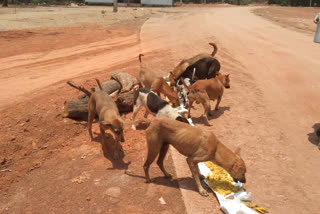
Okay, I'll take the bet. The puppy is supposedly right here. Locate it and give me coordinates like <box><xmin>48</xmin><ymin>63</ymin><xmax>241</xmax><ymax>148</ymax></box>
<box><xmin>131</xmin><ymin>88</ymin><xmax>189</xmax><ymax>130</ymax></box>
<box><xmin>136</xmin><ymin>54</ymin><xmax>158</xmax><ymax>89</ymax></box>
<box><xmin>169</xmin><ymin>42</ymin><xmax>218</xmax><ymax>85</ymax></box>
<box><xmin>144</xmin><ymin>118</ymin><xmax>246</xmax><ymax>197</ymax></box>
<box><xmin>88</xmin><ymin>79</ymin><xmax>125</xmax><ymax>143</ymax></box>
<box><xmin>178</xmin><ymin>57</ymin><xmax>220</xmax><ymax>85</ymax></box>
<box><xmin>187</xmin><ymin>74</ymin><xmax>230</xmax><ymax>126</ymax></box>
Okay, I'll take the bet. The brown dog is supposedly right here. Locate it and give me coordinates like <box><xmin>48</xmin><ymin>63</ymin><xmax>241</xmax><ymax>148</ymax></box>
<box><xmin>168</xmin><ymin>42</ymin><xmax>218</xmax><ymax>85</ymax></box>
<box><xmin>186</xmin><ymin>74</ymin><xmax>230</xmax><ymax>126</ymax></box>
<box><xmin>144</xmin><ymin>118</ymin><xmax>246</xmax><ymax>197</ymax></box>
<box><xmin>136</xmin><ymin>54</ymin><xmax>158</xmax><ymax>89</ymax></box>
<box><xmin>137</xmin><ymin>54</ymin><xmax>180</xmax><ymax>106</ymax></box>
<box><xmin>88</xmin><ymin>79</ymin><xmax>125</xmax><ymax>146</ymax></box>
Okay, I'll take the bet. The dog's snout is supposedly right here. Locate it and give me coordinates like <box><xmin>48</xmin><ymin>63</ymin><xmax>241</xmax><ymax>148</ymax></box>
<box><xmin>233</xmin><ymin>177</ymin><xmax>246</xmax><ymax>183</ymax></box>
<box><xmin>120</xmin><ymin>136</ymin><xmax>125</xmax><ymax>142</ymax></box>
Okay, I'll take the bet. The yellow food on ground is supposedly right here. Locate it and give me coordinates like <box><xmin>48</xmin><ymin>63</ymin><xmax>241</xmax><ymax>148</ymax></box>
<box><xmin>241</xmin><ymin>202</ymin><xmax>269</xmax><ymax>213</ymax></box>
<box><xmin>205</xmin><ymin>161</ymin><xmax>243</xmax><ymax>196</ymax></box>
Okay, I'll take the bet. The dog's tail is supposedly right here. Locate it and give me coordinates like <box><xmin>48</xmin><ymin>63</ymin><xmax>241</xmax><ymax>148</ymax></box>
<box><xmin>139</xmin><ymin>54</ymin><xmax>144</xmax><ymax>63</ymax></box>
<box><xmin>209</xmin><ymin>42</ymin><xmax>218</xmax><ymax>57</ymax></box>
<box><xmin>180</xmin><ymin>77</ymin><xmax>189</xmax><ymax>91</ymax></box>
<box><xmin>95</xmin><ymin>79</ymin><xmax>103</xmax><ymax>91</ymax></box>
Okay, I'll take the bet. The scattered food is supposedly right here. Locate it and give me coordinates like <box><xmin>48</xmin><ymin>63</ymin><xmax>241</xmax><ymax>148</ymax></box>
<box><xmin>71</xmin><ymin>172</ymin><xmax>90</xmax><ymax>184</ymax></box>
<box><xmin>159</xmin><ymin>197</ymin><xmax>167</xmax><ymax>205</ymax></box>
<box><xmin>242</xmin><ymin>202</ymin><xmax>268</xmax><ymax>214</ymax></box>
<box><xmin>0</xmin><ymin>169</ymin><xmax>12</xmax><ymax>173</ymax></box>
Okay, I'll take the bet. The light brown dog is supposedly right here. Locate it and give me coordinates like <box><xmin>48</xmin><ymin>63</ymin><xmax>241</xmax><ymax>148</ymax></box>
<box><xmin>137</xmin><ymin>54</ymin><xmax>180</xmax><ymax>106</ymax></box>
<box><xmin>144</xmin><ymin>118</ymin><xmax>246</xmax><ymax>197</ymax></box>
<box><xmin>136</xmin><ymin>54</ymin><xmax>158</xmax><ymax>89</ymax></box>
<box><xmin>150</xmin><ymin>77</ymin><xmax>180</xmax><ymax>107</ymax></box>
<box><xmin>168</xmin><ymin>42</ymin><xmax>218</xmax><ymax>85</ymax></box>
<box><xmin>186</xmin><ymin>74</ymin><xmax>230</xmax><ymax>126</ymax></box>
<box><xmin>88</xmin><ymin>79</ymin><xmax>125</xmax><ymax>146</ymax></box>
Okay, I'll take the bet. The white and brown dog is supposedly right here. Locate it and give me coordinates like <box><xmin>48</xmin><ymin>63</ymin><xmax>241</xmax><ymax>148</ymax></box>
<box><xmin>131</xmin><ymin>88</ymin><xmax>189</xmax><ymax>130</ymax></box>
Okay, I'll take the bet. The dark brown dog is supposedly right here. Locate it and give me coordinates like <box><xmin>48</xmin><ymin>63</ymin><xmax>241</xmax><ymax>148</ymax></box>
<box><xmin>186</xmin><ymin>74</ymin><xmax>230</xmax><ymax>126</ymax></box>
<box><xmin>144</xmin><ymin>118</ymin><xmax>246</xmax><ymax>197</ymax></box>
<box><xmin>88</xmin><ymin>79</ymin><xmax>125</xmax><ymax>147</ymax></box>
<box><xmin>168</xmin><ymin>42</ymin><xmax>218</xmax><ymax>85</ymax></box>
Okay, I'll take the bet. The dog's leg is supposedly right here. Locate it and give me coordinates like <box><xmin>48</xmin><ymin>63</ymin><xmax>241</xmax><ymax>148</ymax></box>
<box><xmin>187</xmin><ymin>95</ymin><xmax>195</xmax><ymax>118</ymax></box>
<box><xmin>144</xmin><ymin>108</ymin><xmax>150</xmax><ymax>119</ymax></box>
<box><xmin>156</xmin><ymin>144</ymin><xmax>172</xmax><ymax>178</ymax></box>
<box><xmin>215</xmin><ymin>95</ymin><xmax>222</xmax><ymax>111</ymax></box>
<box><xmin>131</xmin><ymin>101</ymin><xmax>142</xmax><ymax>130</ymax></box>
<box><xmin>88</xmin><ymin>99</ymin><xmax>96</xmax><ymax>141</ymax></box>
<box><xmin>144</xmin><ymin>135</ymin><xmax>162</xmax><ymax>183</ymax></box>
<box><xmin>197</xmin><ymin>91</ymin><xmax>212</xmax><ymax>126</ymax></box>
<box><xmin>186</xmin><ymin>157</ymin><xmax>209</xmax><ymax>197</ymax></box>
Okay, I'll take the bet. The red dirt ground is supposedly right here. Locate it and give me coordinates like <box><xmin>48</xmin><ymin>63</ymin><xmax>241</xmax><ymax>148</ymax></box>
<box><xmin>1</xmin><ymin>5</ymin><xmax>320</xmax><ymax>214</ymax></box>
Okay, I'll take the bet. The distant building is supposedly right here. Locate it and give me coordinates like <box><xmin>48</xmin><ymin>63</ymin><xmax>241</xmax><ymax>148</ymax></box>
<box><xmin>85</xmin><ymin>0</ymin><xmax>173</xmax><ymax>6</ymax></box>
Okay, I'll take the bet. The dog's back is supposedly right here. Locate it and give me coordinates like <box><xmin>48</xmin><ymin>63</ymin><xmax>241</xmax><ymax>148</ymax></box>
<box><xmin>131</xmin><ymin>89</ymin><xmax>188</xmax><ymax>129</ymax></box>
<box><xmin>181</xmin><ymin>57</ymin><xmax>220</xmax><ymax>83</ymax></box>
<box><xmin>170</xmin><ymin>43</ymin><xmax>218</xmax><ymax>82</ymax></box>
<box><xmin>189</xmin><ymin>74</ymin><xmax>229</xmax><ymax>98</ymax></box>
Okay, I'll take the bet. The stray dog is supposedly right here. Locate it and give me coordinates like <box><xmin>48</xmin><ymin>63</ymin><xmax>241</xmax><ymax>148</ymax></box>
<box><xmin>144</xmin><ymin>118</ymin><xmax>246</xmax><ymax>197</ymax></box>
<box><xmin>88</xmin><ymin>79</ymin><xmax>125</xmax><ymax>144</ymax></box>
<box><xmin>150</xmin><ymin>77</ymin><xmax>180</xmax><ymax>107</ymax></box>
<box><xmin>136</xmin><ymin>54</ymin><xmax>158</xmax><ymax>89</ymax></box>
<box><xmin>169</xmin><ymin>42</ymin><xmax>218</xmax><ymax>85</ymax></box>
<box><xmin>186</xmin><ymin>74</ymin><xmax>230</xmax><ymax>126</ymax></box>
<box><xmin>178</xmin><ymin>57</ymin><xmax>220</xmax><ymax>85</ymax></box>
<box><xmin>131</xmin><ymin>88</ymin><xmax>189</xmax><ymax>130</ymax></box>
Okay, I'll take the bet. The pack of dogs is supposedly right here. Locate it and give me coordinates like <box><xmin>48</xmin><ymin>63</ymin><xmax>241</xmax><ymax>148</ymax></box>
<box><xmin>85</xmin><ymin>42</ymin><xmax>247</xmax><ymax>197</ymax></box>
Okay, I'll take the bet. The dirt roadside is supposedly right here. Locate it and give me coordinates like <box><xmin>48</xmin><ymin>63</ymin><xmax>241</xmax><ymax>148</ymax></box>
<box><xmin>253</xmin><ymin>6</ymin><xmax>320</xmax><ymax>33</ymax></box>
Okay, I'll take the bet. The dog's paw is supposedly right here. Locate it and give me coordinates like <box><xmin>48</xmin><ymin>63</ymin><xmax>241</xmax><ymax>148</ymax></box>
<box><xmin>199</xmin><ymin>189</ymin><xmax>209</xmax><ymax>197</ymax></box>
<box><xmin>145</xmin><ymin>179</ymin><xmax>154</xmax><ymax>183</ymax></box>
<box><xmin>164</xmin><ymin>173</ymin><xmax>172</xmax><ymax>179</ymax></box>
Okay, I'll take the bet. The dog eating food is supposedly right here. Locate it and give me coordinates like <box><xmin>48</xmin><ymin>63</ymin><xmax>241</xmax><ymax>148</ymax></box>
<box><xmin>144</xmin><ymin>118</ymin><xmax>246</xmax><ymax>197</ymax></box>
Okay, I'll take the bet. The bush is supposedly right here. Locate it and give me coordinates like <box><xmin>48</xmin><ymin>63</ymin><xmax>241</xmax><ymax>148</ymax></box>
<box><xmin>226</xmin><ymin>0</ymin><xmax>254</xmax><ymax>5</ymax></box>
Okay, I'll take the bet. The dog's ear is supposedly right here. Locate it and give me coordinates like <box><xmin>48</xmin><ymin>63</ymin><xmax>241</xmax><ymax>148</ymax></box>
<box><xmin>234</xmin><ymin>148</ymin><xmax>241</xmax><ymax>156</ymax></box>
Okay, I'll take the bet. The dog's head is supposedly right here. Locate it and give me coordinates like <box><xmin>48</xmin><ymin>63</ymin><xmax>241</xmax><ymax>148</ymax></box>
<box><xmin>218</xmin><ymin>74</ymin><xmax>230</xmax><ymax>89</ymax></box>
<box><xmin>100</xmin><ymin>119</ymin><xmax>125</xmax><ymax>142</ymax></box>
<box><xmin>229</xmin><ymin>148</ymin><xmax>246</xmax><ymax>183</ymax></box>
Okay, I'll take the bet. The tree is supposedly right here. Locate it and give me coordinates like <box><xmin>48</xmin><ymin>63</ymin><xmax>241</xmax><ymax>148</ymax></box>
<box><xmin>113</xmin><ymin>0</ymin><xmax>118</xmax><ymax>12</ymax></box>
<box><xmin>2</xmin><ymin>0</ymin><xmax>8</xmax><ymax>7</ymax></box>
